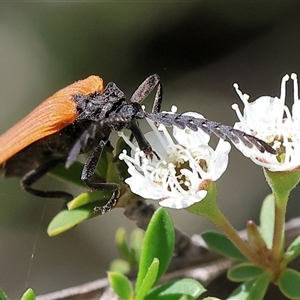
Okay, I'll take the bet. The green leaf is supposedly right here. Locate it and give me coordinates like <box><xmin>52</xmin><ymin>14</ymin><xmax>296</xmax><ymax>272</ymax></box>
<box><xmin>203</xmin><ymin>298</ymin><xmax>221</xmax><ymax>300</ymax></box>
<box><xmin>259</xmin><ymin>194</ymin><xmax>275</xmax><ymax>249</ymax></box>
<box><xmin>129</xmin><ymin>229</ymin><xmax>144</xmax><ymax>266</ymax></box>
<box><xmin>136</xmin><ymin>258</ymin><xmax>159</xmax><ymax>300</ymax></box>
<box><xmin>202</xmin><ymin>232</ymin><xmax>247</xmax><ymax>261</ymax></box>
<box><xmin>145</xmin><ymin>278</ymin><xmax>205</xmax><ymax>300</ymax></box>
<box><xmin>20</xmin><ymin>289</ymin><xmax>36</xmax><ymax>300</ymax></box>
<box><xmin>278</xmin><ymin>268</ymin><xmax>300</xmax><ymax>299</ymax></box>
<box><xmin>108</xmin><ymin>271</ymin><xmax>133</xmax><ymax>300</ymax></box>
<box><xmin>228</xmin><ymin>273</ymin><xmax>271</xmax><ymax>300</ymax></box>
<box><xmin>0</xmin><ymin>289</ymin><xmax>8</xmax><ymax>300</ymax></box>
<box><xmin>47</xmin><ymin>202</ymin><xmax>96</xmax><ymax>236</ymax></box>
<box><xmin>284</xmin><ymin>236</ymin><xmax>300</xmax><ymax>265</ymax></box>
<box><xmin>227</xmin><ymin>263</ymin><xmax>265</xmax><ymax>282</ymax></box>
<box><xmin>178</xmin><ymin>296</ymin><xmax>189</xmax><ymax>300</ymax></box>
<box><xmin>115</xmin><ymin>227</ymin><xmax>132</xmax><ymax>262</ymax></box>
<box><xmin>67</xmin><ymin>190</ymin><xmax>112</xmax><ymax>210</ymax></box>
<box><xmin>135</xmin><ymin>208</ymin><xmax>175</xmax><ymax>293</ymax></box>
<box><xmin>109</xmin><ymin>259</ymin><xmax>131</xmax><ymax>274</ymax></box>
<box><xmin>114</xmin><ymin>228</ymin><xmax>144</xmax><ymax>269</ymax></box>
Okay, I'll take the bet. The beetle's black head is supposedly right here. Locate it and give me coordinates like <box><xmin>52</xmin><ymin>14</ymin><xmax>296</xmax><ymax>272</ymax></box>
<box><xmin>116</xmin><ymin>102</ymin><xmax>146</xmax><ymax>119</ymax></box>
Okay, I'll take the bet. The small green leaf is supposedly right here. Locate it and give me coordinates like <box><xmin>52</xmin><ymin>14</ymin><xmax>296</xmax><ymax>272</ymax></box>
<box><xmin>259</xmin><ymin>194</ymin><xmax>275</xmax><ymax>249</ymax></box>
<box><xmin>108</xmin><ymin>271</ymin><xmax>133</xmax><ymax>300</ymax></box>
<box><xmin>278</xmin><ymin>268</ymin><xmax>300</xmax><ymax>299</ymax></box>
<box><xmin>178</xmin><ymin>296</ymin><xmax>189</xmax><ymax>300</ymax></box>
<box><xmin>145</xmin><ymin>278</ymin><xmax>205</xmax><ymax>300</ymax></box>
<box><xmin>67</xmin><ymin>191</ymin><xmax>112</xmax><ymax>210</ymax></box>
<box><xmin>203</xmin><ymin>297</ymin><xmax>221</xmax><ymax>300</ymax></box>
<box><xmin>284</xmin><ymin>236</ymin><xmax>300</xmax><ymax>264</ymax></box>
<box><xmin>114</xmin><ymin>228</ymin><xmax>144</xmax><ymax>269</ymax></box>
<box><xmin>20</xmin><ymin>289</ymin><xmax>36</xmax><ymax>300</ymax></box>
<box><xmin>202</xmin><ymin>231</ymin><xmax>247</xmax><ymax>261</ymax></box>
<box><xmin>135</xmin><ymin>208</ymin><xmax>175</xmax><ymax>293</ymax></box>
<box><xmin>109</xmin><ymin>259</ymin><xmax>131</xmax><ymax>274</ymax></box>
<box><xmin>0</xmin><ymin>289</ymin><xmax>8</xmax><ymax>300</ymax></box>
<box><xmin>115</xmin><ymin>228</ymin><xmax>132</xmax><ymax>262</ymax></box>
<box><xmin>135</xmin><ymin>258</ymin><xmax>159</xmax><ymax>300</ymax></box>
<box><xmin>228</xmin><ymin>263</ymin><xmax>265</xmax><ymax>282</ymax></box>
<box><xmin>47</xmin><ymin>203</ymin><xmax>96</xmax><ymax>236</ymax></box>
<box><xmin>228</xmin><ymin>273</ymin><xmax>271</xmax><ymax>300</ymax></box>
<box><xmin>129</xmin><ymin>229</ymin><xmax>144</xmax><ymax>266</ymax></box>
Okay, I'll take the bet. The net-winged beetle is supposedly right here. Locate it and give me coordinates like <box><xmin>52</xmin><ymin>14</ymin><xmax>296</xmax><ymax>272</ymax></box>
<box><xmin>0</xmin><ymin>74</ymin><xmax>275</xmax><ymax>213</ymax></box>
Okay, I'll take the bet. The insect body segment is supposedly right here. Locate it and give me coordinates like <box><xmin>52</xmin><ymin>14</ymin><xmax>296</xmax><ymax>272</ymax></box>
<box><xmin>0</xmin><ymin>75</ymin><xmax>161</xmax><ymax>214</ymax></box>
<box><xmin>0</xmin><ymin>74</ymin><xmax>275</xmax><ymax>215</ymax></box>
<box><xmin>0</xmin><ymin>75</ymin><xmax>104</xmax><ymax>165</ymax></box>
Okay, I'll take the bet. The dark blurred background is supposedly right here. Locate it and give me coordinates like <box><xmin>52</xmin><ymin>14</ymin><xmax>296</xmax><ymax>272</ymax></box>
<box><xmin>1</xmin><ymin>2</ymin><xmax>300</xmax><ymax>298</ymax></box>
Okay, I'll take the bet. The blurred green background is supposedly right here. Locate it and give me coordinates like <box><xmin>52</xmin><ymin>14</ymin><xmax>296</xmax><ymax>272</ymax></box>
<box><xmin>1</xmin><ymin>2</ymin><xmax>300</xmax><ymax>298</ymax></box>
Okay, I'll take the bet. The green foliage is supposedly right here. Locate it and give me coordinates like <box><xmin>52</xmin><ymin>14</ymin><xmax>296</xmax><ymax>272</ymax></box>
<box><xmin>110</xmin><ymin>228</ymin><xmax>144</xmax><ymax>274</ymax></box>
<box><xmin>0</xmin><ymin>289</ymin><xmax>36</xmax><ymax>300</ymax></box>
<box><xmin>227</xmin><ymin>273</ymin><xmax>271</xmax><ymax>300</ymax></box>
<box><xmin>109</xmin><ymin>208</ymin><xmax>206</xmax><ymax>300</ymax></box>
<box><xmin>227</xmin><ymin>263</ymin><xmax>265</xmax><ymax>282</ymax></box>
<box><xmin>278</xmin><ymin>269</ymin><xmax>300</xmax><ymax>299</ymax></box>
<box><xmin>284</xmin><ymin>236</ymin><xmax>300</xmax><ymax>265</ymax></box>
<box><xmin>145</xmin><ymin>278</ymin><xmax>205</xmax><ymax>300</ymax></box>
<box><xmin>135</xmin><ymin>258</ymin><xmax>159</xmax><ymax>300</ymax></box>
<box><xmin>47</xmin><ymin>141</ymin><xmax>133</xmax><ymax>236</ymax></box>
<box><xmin>108</xmin><ymin>272</ymin><xmax>133</xmax><ymax>300</ymax></box>
<box><xmin>0</xmin><ymin>289</ymin><xmax>8</xmax><ymax>300</ymax></box>
<box><xmin>47</xmin><ymin>193</ymin><xmax>109</xmax><ymax>236</ymax></box>
<box><xmin>259</xmin><ymin>194</ymin><xmax>275</xmax><ymax>249</ymax></box>
<box><xmin>20</xmin><ymin>289</ymin><xmax>36</xmax><ymax>300</ymax></box>
<box><xmin>135</xmin><ymin>208</ymin><xmax>175</xmax><ymax>291</ymax></box>
<box><xmin>202</xmin><ymin>231</ymin><xmax>247</xmax><ymax>261</ymax></box>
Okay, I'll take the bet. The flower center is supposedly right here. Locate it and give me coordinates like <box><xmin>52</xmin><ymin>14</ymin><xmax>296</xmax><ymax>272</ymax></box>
<box><xmin>152</xmin><ymin>144</ymin><xmax>208</xmax><ymax>195</ymax></box>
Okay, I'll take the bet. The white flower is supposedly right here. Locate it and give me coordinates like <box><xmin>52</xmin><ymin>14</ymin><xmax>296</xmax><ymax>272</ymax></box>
<box><xmin>119</xmin><ymin>111</ymin><xmax>231</xmax><ymax>209</ymax></box>
<box><xmin>232</xmin><ymin>73</ymin><xmax>300</xmax><ymax>171</ymax></box>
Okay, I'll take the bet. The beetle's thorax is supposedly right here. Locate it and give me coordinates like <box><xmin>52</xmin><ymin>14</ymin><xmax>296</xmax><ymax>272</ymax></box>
<box><xmin>73</xmin><ymin>82</ymin><xmax>146</xmax><ymax>130</ymax></box>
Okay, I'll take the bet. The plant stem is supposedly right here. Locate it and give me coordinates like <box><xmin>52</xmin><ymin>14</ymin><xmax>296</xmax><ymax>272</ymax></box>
<box><xmin>206</xmin><ymin>204</ymin><xmax>266</xmax><ymax>267</ymax></box>
<box><xmin>187</xmin><ymin>183</ymin><xmax>267</xmax><ymax>267</ymax></box>
<box><xmin>271</xmin><ymin>193</ymin><xmax>288</xmax><ymax>264</ymax></box>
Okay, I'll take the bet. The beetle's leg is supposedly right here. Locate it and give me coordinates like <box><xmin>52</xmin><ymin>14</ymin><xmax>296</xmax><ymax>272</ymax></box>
<box><xmin>21</xmin><ymin>157</ymin><xmax>73</xmax><ymax>201</ymax></box>
<box><xmin>81</xmin><ymin>139</ymin><xmax>120</xmax><ymax>214</ymax></box>
<box><xmin>129</xmin><ymin>120</ymin><xmax>159</xmax><ymax>160</ymax></box>
<box><xmin>130</xmin><ymin>74</ymin><xmax>163</xmax><ymax>113</ymax></box>
<box><xmin>66</xmin><ymin>123</ymin><xmax>99</xmax><ymax>168</ymax></box>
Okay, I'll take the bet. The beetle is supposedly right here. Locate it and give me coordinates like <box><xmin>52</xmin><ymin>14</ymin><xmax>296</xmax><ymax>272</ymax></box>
<box><xmin>0</xmin><ymin>74</ymin><xmax>275</xmax><ymax>214</ymax></box>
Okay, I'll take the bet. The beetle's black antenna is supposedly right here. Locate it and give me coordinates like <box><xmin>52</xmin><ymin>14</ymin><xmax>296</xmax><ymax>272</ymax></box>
<box><xmin>145</xmin><ymin>112</ymin><xmax>276</xmax><ymax>155</ymax></box>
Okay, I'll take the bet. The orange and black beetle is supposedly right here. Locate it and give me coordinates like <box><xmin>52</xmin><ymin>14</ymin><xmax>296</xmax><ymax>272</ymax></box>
<box><xmin>0</xmin><ymin>74</ymin><xmax>163</xmax><ymax>213</ymax></box>
<box><xmin>0</xmin><ymin>74</ymin><xmax>275</xmax><ymax>213</ymax></box>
